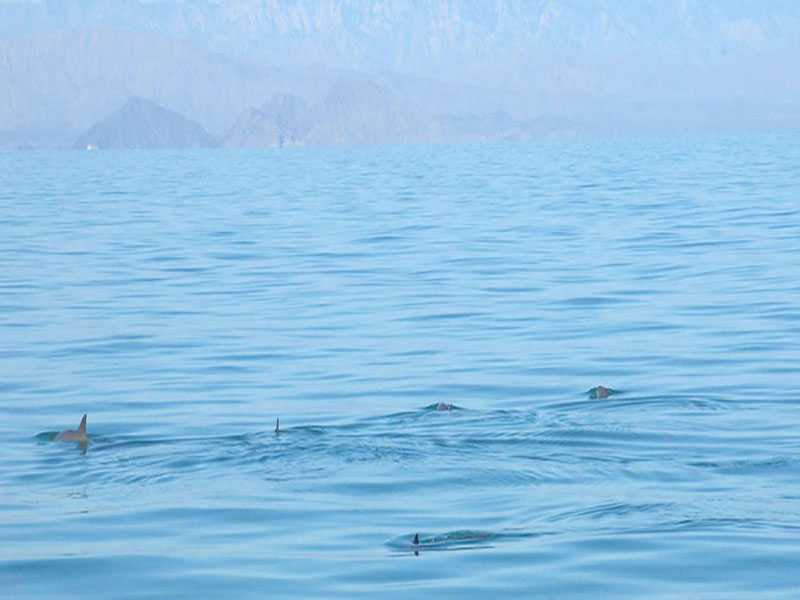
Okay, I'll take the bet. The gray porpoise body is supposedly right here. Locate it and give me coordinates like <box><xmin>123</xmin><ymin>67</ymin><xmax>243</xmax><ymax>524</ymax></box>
<box><xmin>55</xmin><ymin>414</ymin><xmax>88</xmax><ymax>442</ymax></box>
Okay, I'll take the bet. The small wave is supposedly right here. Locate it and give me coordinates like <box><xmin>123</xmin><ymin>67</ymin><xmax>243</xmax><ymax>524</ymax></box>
<box><xmin>387</xmin><ymin>529</ymin><xmax>529</xmax><ymax>553</ymax></box>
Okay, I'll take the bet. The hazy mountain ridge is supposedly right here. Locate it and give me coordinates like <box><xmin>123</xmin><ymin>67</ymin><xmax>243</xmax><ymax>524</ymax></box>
<box><xmin>84</xmin><ymin>82</ymin><xmax>577</xmax><ymax>149</ymax></box>
<box><xmin>220</xmin><ymin>77</ymin><xmax>581</xmax><ymax>148</ymax></box>
<box><xmin>2</xmin><ymin>2</ymin><xmax>800</xmax><ymax>148</ymax></box>
<box><xmin>4</xmin><ymin>1</ymin><xmax>799</xmax><ymax>77</ymax></box>
<box><xmin>303</xmin><ymin>79</ymin><xmax>444</xmax><ymax>146</ymax></box>
<box><xmin>3</xmin><ymin>28</ymin><xmax>518</xmax><ymax>148</ymax></box>
<box><xmin>73</xmin><ymin>97</ymin><xmax>217</xmax><ymax>149</ymax></box>
<box><xmin>0</xmin><ymin>29</ymin><xmax>291</xmax><ymax>144</ymax></box>
<box><xmin>222</xmin><ymin>93</ymin><xmax>308</xmax><ymax>148</ymax></box>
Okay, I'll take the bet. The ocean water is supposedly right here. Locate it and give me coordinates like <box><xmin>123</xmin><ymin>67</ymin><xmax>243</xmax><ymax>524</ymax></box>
<box><xmin>1</xmin><ymin>133</ymin><xmax>799</xmax><ymax>598</ymax></box>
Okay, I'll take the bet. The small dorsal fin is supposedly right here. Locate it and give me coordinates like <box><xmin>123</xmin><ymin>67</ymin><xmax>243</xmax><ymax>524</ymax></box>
<box><xmin>275</xmin><ymin>418</ymin><xmax>280</xmax><ymax>434</ymax></box>
<box><xmin>413</xmin><ymin>532</ymin><xmax>419</xmax><ymax>545</ymax></box>
<box><xmin>78</xmin><ymin>414</ymin><xmax>87</xmax><ymax>433</ymax></box>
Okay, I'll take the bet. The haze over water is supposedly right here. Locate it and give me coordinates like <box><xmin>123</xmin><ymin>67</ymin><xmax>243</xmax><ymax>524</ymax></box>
<box><xmin>2</xmin><ymin>132</ymin><xmax>800</xmax><ymax>597</ymax></box>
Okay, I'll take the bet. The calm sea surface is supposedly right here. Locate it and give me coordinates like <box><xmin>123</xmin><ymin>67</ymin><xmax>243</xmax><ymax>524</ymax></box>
<box><xmin>1</xmin><ymin>133</ymin><xmax>799</xmax><ymax>598</ymax></box>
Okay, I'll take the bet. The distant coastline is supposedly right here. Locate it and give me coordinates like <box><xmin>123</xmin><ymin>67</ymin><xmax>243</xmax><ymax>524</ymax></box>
<box><xmin>69</xmin><ymin>86</ymin><xmax>578</xmax><ymax>151</ymax></box>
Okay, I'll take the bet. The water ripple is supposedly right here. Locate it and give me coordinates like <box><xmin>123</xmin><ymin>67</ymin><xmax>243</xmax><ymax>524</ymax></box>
<box><xmin>3</xmin><ymin>134</ymin><xmax>800</xmax><ymax>597</ymax></box>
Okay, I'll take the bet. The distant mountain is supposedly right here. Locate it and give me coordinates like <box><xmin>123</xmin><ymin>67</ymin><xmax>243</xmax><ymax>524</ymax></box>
<box><xmin>221</xmin><ymin>107</ymin><xmax>281</xmax><ymax>148</ymax></box>
<box><xmin>304</xmin><ymin>78</ymin><xmax>444</xmax><ymax>146</ymax></box>
<box><xmin>73</xmin><ymin>97</ymin><xmax>217</xmax><ymax>149</ymax></box>
<box><xmin>265</xmin><ymin>93</ymin><xmax>309</xmax><ymax>145</ymax></box>
<box><xmin>225</xmin><ymin>79</ymin><xmax>445</xmax><ymax>148</ymax></box>
<box><xmin>223</xmin><ymin>80</ymin><xmax>577</xmax><ymax>147</ymax></box>
<box><xmin>0</xmin><ymin>29</ymin><xmax>292</xmax><ymax>145</ymax></box>
<box><xmin>223</xmin><ymin>81</ymin><xmax>440</xmax><ymax>147</ymax></box>
<box><xmin>222</xmin><ymin>93</ymin><xmax>308</xmax><ymax>148</ymax></box>
<box><xmin>70</xmin><ymin>84</ymin><xmax>575</xmax><ymax>150</ymax></box>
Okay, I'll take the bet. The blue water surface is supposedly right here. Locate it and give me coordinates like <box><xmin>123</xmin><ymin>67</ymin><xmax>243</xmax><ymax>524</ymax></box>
<box><xmin>1</xmin><ymin>133</ymin><xmax>800</xmax><ymax>598</ymax></box>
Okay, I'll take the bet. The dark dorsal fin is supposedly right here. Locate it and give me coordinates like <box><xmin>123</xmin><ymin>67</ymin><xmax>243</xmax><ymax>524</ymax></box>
<box><xmin>413</xmin><ymin>532</ymin><xmax>419</xmax><ymax>545</ymax></box>
<box><xmin>275</xmin><ymin>418</ymin><xmax>280</xmax><ymax>434</ymax></box>
<box><xmin>78</xmin><ymin>414</ymin><xmax>87</xmax><ymax>433</ymax></box>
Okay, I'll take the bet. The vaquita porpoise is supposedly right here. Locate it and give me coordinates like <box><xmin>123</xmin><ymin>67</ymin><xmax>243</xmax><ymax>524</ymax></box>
<box><xmin>55</xmin><ymin>414</ymin><xmax>89</xmax><ymax>442</ymax></box>
<box><xmin>589</xmin><ymin>385</ymin><xmax>614</xmax><ymax>399</ymax></box>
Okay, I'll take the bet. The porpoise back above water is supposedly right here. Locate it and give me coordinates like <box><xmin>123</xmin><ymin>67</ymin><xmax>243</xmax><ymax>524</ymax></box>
<box><xmin>398</xmin><ymin>530</ymin><xmax>504</xmax><ymax>555</ymax></box>
<box><xmin>589</xmin><ymin>385</ymin><xmax>613</xmax><ymax>399</ymax></box>
<box><xmin>55</xmin><ymin>414</ymin><xmax>88</xmax><ymax>442</ymax></box>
